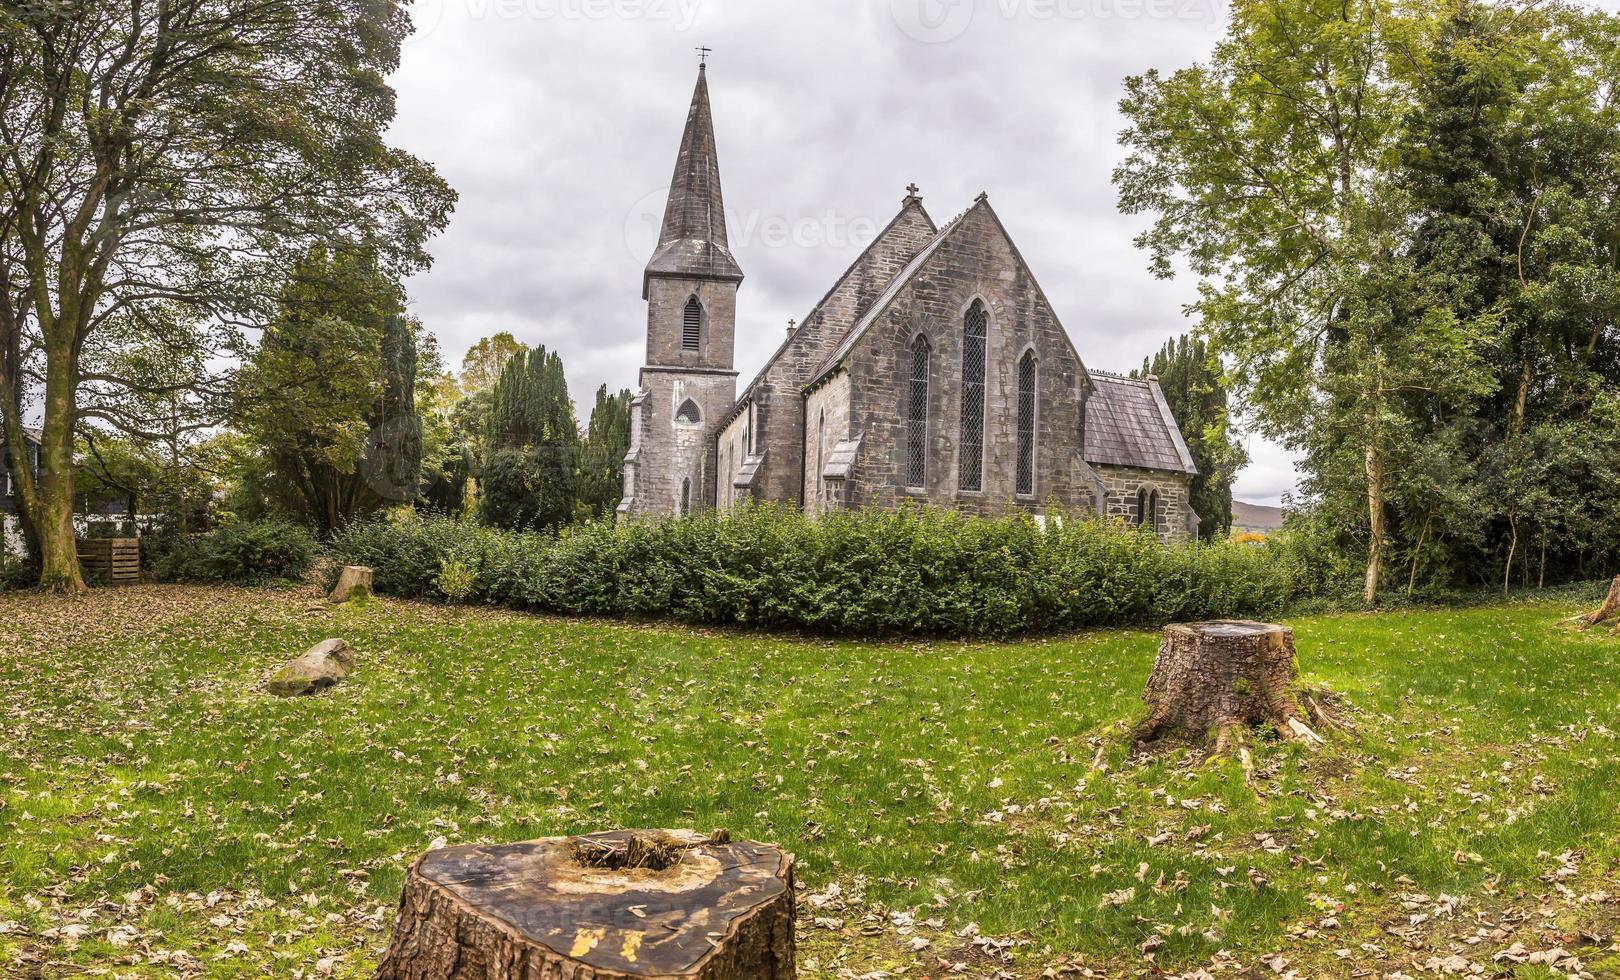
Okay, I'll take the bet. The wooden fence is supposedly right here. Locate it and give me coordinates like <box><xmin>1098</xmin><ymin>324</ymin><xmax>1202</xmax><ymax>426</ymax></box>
<box><xmin>77</xmin><ymin>537</ymin><xmax>141</xmax><ymax>584</ymax></box>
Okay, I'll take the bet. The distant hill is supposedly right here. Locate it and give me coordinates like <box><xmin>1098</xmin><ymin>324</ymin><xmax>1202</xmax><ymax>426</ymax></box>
<box><xmin>1232</xmin><ymin>500</ymin><xmax>1285</xmax><ymax>534</ymax></box>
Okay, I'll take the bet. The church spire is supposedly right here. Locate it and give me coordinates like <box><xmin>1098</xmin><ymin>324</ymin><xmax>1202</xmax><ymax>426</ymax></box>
<box><xmin>644</xmin><ymin>63</ymin><xmax>743</xmax><ymax>292</ymax></box>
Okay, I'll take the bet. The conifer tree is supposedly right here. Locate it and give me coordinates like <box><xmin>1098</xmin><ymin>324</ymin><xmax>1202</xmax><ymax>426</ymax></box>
<box><xmin>1134</xmin><ymin>335</ymin><xmax>1246</xmax><ymax>539</ymax></box>
<box><xmin>479</xmin><ymin>347</ymin><xmax>578</xmax><ymax>530</ymax></box>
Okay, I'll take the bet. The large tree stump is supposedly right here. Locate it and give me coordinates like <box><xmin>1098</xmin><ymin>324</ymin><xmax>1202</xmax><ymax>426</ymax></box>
<box><xmin>1579</xmin><ymin>576</ymin><xmax>1620</xmax><ymax>628</ymax></box>
<box><xmin>1139</xmin><ymin>620</ymin><xmax>1327</xmax><ymax>753</ymax></box>
<box><xmin>329</xmin><ymin>565</ymin><xmax>373</xmax><ymax>604</ymax></box>
<box><xmin>375</xmin><ymin>830</ymin><xmax>795</xmax><ymax>979</ymax></box>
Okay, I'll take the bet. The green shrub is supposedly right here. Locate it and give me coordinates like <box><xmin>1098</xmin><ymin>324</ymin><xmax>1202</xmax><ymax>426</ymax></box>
<box><xmin>330</xmin><ymin>506</ymin><xmax>1309</xmax><ymax>635</ymax></box>
<box><xmin>159</xmin><ymin>519</ymin><xmax>317</xmax><ymax>585</ymax></box>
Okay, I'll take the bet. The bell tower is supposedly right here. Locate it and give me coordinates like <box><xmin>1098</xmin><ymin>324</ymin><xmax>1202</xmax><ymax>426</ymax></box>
<box><xmin>619</xmin><ymin>63</ymin><xmax>742</xmax><ymax>519</ymax></box>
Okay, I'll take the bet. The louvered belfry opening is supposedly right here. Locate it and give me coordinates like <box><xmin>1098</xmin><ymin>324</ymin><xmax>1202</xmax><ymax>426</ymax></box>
<box><xmin>682</xmin><ymin>296</ymin><xmax>702</xmax><ymax>350</ymax></box>
<box><xmin>959</xmin><ymin>301</ymin><xmax>987</xmax><ymax>491</ymax></box>
<box><xmin>1016</xmin><ymin>350</ymin><xmax>1037</xmax><ymax>496</ymax></box>
<box><xmin>907</xmin><ymin>335</ymin><xmax>931</xmax><ymax>488</ymax></box>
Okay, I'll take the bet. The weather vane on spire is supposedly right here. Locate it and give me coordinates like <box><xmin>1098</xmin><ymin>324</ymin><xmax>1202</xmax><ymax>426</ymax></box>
<box><xmin>695</xmin><ymin>46</ymin><xmax>712</xmax><ymax>68</ymax></box>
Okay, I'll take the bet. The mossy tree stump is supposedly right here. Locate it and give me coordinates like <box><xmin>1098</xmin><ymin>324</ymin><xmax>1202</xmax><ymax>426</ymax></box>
<box><xmin>375</xmin><ymin>830</ymin><xmax>795</xmax><ymax>979</ymax></box>
<box><xmin>329</xmin><ymin>565</ymin><xmax>373</xmax><ymax>604</ymax></box>
<box><xmin>1139</xmin><ymin>620</ymin><xmax>1331</xmax><ymax>756</ymax></box>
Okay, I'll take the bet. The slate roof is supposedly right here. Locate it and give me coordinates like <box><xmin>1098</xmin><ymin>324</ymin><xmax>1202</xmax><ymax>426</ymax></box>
<box><xmin>720</xmin><ymin>196</ymin><xmax>938</xmax><ymax>427</ymax></box>
<box><xmin>806</xmin><ymin>210</ymin><xmax>965</xmax><ymax>388</ymax></box>
<box><xmin>644</xmin><ymin>65</ymin><xmax>742</xmax><ymax>292</ymax></box>
<box><xmin>1083</xmin><ymin>373</ymin><xmax>1197</xmax><ymax>475</ymax></box>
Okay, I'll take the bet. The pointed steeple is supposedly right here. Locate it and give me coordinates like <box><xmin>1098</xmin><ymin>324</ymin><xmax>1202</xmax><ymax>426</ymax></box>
<box><xmin>645</xmin><ymin>64</ymin><xmax>743</xmax><ymax>293</ymax></box>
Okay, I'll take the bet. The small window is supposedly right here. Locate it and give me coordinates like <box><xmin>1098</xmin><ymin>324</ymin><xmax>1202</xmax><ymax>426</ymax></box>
<box><xmin>907</xmin><ymin>334</ymin><xmax>930</xmax><ymax>488</ymax></box>
<box><xmin>959</xmin><ymin>301</ymin><xmax>987</xmax><ymax>491</ymax></box>
<box><xmin>675</xmin><ymin>399</ymin><xmax>701</xmax><ymax>424</ymax></box>
<box><xmin>682</xmin><ymin>296</ymin><xmax>702</xmax><ymax>350</ymax></box>
<box><xmin>1016</xmin><ymin>350</ymin><xmax>1037</xmax><ymax>496</ymax></box>
<box><xmin>1136</xmin><ymin>486</ymin><xmax>1158</xmax><ymax>530</ymax></box>
<box><xmin>680</xmin><ymin>478</ymin><xmax>691</xmax><ymax>516</ymax></box>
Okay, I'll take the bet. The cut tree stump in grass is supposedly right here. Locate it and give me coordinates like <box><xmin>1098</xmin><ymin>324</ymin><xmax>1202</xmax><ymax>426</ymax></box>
<box><xmin>1138</xmin><ymin>620</ymin><xmax>1335</xmax><ymax>758</ymax></box>
<box><xmin>374</xmin><ymin>829</ymin><xmax>795</xmax><ymax>980</ymax></box>
<box><xmin>328</xmin><ymin>565</ymin><xmax>372</xmax><ymax>604</ymax></box>
<box><xmin>1577</xmin><ymin>576</ymin><xmax>1620</xmax><ymax>628</ymax></box>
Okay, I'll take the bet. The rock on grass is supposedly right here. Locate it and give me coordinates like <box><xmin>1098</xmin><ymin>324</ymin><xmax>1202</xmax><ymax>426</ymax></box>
<box><xmin>267</xmin><ymin>638</ymin><xmax>354</xmax><ymax>696</ymax></box>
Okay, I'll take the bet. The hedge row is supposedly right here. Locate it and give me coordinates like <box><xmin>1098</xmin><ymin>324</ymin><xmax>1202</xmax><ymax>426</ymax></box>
<box><xmin>327</xmin><ymin>507</ymin><xmax>1311</xmax><ymax>636</ymax></box>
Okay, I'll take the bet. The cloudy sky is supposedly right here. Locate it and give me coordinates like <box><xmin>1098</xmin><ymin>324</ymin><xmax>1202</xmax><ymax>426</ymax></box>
<box><xmin>386</xmin><ymin>0</ymin><xmax>1302</xmax><ymax>504</ymax></box>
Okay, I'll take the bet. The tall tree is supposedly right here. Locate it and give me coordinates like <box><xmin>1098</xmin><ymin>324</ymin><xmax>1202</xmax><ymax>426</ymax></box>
<box><xmin>0</xmin><ymin>1</ymin><xmax>453</xmax><ymax>590</ymax></box>
<box><xmin>576</xmin><ymin>385</ymin><xmax>633</xmax><ymax>520</ymax></box>
<box><xmin>460</xmin><ymin>332</ymin><xmax>529</xmax><ymax>393</ymax></box>
<box><xmin>478</xmin><ymin>346</ymin><xmax>577</xmax><ymax>531</ymax></box>
<box><xmin>235</xmin><ymin>247</ymin><xmax>424</xmax><ymax>535</ymax></box>
<box><xmin>1397</xmin><ymin>0</ymin><xmax>1620</xmax><ymax>589</ymax></box>
<box><xmin>1115</xmin><ymin>0</ymin><xmax>1495</xmax><ymax>602</ymax></box>
<box><xmin>1134</xmin><ymin>335</ymin><xmax>1247</xmax><ymax>539</ymax></box>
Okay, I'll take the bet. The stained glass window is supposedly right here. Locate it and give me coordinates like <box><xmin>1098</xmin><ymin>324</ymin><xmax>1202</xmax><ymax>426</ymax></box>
<box><xmin>907</xmin><ymin>335</ymin><xmax>930</xmax><ymax>488</ymax></box>
<box><xmin>959</xmin><ymin>301</ymin><xmax>987</xmax><ymax>491</ymax></box>
<box><xmin>1016</xmin><ymin>350</ymin><xmax>1036</xmax><ymax>496</ymax></box>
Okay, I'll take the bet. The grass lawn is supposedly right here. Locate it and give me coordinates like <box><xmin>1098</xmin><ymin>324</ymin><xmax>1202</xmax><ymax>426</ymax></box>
<box><xmin>2</xmin><ymin>585</ymin><xmax>1619</xmax><ymax>978</ymax></box>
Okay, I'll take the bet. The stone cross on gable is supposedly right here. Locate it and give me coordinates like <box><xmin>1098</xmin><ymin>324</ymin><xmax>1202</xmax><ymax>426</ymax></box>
<box><xmin>903</xmin><ymin>182</ymin><xmax>922</xmax><ymax>204</ymax></box>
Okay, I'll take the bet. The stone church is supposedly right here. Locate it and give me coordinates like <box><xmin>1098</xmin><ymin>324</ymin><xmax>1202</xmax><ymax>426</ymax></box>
<box><xmin>619</xmin><ymin>66</ymin><xmax>1200</xmax><ymax>541</ymax></box>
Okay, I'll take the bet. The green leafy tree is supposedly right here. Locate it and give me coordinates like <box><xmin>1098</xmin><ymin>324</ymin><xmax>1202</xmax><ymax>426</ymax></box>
<box><xmin>1134</xmin><ymin>335</ymin><xmax>1247</xmax><ymax>539</ymax></box>
<box><xmin>1115</xmin><ymin>0</ymin><xmax>1500</xmax><ymax>603</ymax></box>
<box><xmin>0</xmin><ymin>1</ymin><xmax>453</xmax><ymax>590</ymax></box>
<box><xmin>235</xmin><ymin>248</ymin><xmax>424</xmax><ymax>536</ymax></box>
<box><xmin>1396</xmin><ymin>1</ymin><xmax>1620</xmax><ymax>589</ymax></box>
<box><xmin>460</xmin><ymin>332</ymin><xmax>529</xmax><ymax>393</ymax></box>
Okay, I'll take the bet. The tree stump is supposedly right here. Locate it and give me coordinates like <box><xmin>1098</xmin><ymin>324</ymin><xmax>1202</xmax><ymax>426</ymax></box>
<box><xmin>1580</xmin><ymin>575</ymin><xmax>1620</xmax><ymax>628</ymax></box>
<box><xmin>1139</xmin><ymin>620</ymin><xmax>1328</xmax><ymax>753</ymax></box>
<box><xmin>374</xmin><ymin>830</ymin><xmax>795</xmax><ymax>979</ymax></box>
<box><xmin>329</xmin><ymin>565</ymin><xmax>373</xmax><ymax>604</ymax></box>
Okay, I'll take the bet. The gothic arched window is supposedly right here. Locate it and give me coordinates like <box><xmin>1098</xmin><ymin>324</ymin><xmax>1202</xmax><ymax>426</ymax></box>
<box><xmin>907</xmin><ymin>335</ymin><xmax>930</xmax><ymax>488</ymax></box>
<box><xmin>682</xmin><ymin>296</ymin><xmax>703</xmax><ymax>350</ymax></box>
<box><xmin>814</xmin><ymin>408</ymin><xmax>826</xmax><ymax>507</ymax></box>
<box><xmin>1016</xmin><ymin>350</ymin><xmax>1037</xmax><ymax>496</ymax></box>
<box><xmin>959</xmin><ymin>301</ymin><xmax>987</xmax><ymax>491</ymax></box>
<box><xmin>1136</xmin><ymin>486</ymin><xmax>1159</xmax><ymax>530</ymax></box>
<box><xmin>680</xmin><ymin>477</ymin><xmax>691</xmax><ymax>516</ymax></box>
<box><xmin>675</xmin><ymin>398</ymin><xmax>701</xmax><ymax>424</ymax></box>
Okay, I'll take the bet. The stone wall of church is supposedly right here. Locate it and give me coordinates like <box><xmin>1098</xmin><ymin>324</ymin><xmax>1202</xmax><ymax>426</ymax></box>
<box><xmin>835</xmin><ymin>204</ymin><xmax>1097</xmax><ymax>519</ymax></box>
<box><xmin>1093</xmin><ymin>463</ymin><xmax>1196</xmax><ymax>541</ymax></box>
<box><xmin>802</xmin><ymin>370</ymin><xmax>851</xmax><ymax>515</ymax></box>
<box><xmin>718</xmin><ymin>202</ymin><xmax>938</xmax><ymax>510</ymax></box>
<box><xmin>644</xmin><ymin>278</ymin><xmax>737</xmax><ymax>371</ymax></box>
<box><xmin>715</xmin><ymin>399</ymin><xmax>752</xmax><ymax>510</ymax></box>
<box><xmin>623</xmin><ymin>368</ymin><xmax>732</xmax><ymax>517</ymax></box>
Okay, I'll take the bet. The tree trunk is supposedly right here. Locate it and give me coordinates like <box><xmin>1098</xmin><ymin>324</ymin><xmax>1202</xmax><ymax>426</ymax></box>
<box><xmin>1364</xmin><ymin>442</ymin><xmax>1384</xmax><ymax>605</ymax></box>
<box><xmin>1581</xmin><ymin>576</ymin><xmax>1620</xmax><ymax>628</ymax></box>
<box><xmin>1503</xmin><ymin>512</ymin><xmax>1518</xmax><ymax>598</ymax></box>
<box><xmin>375</xmin><ymin>830</ymin><xmax>795</xmax><ymax>980</ymax></box>
<box><xmin>1139</xmin><ymin>621</ymin><xmax>1327</xmax><ymax>752</ymax></box>
<box><xmin>36</xmin><ymin>358</ymin><xmax>83</xmax><ymax>592</ymax></box>
<box><xmin>1407</xmin><ymin>511</ymin><xmax>1433</xmax><ymax>597</ymax></box>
